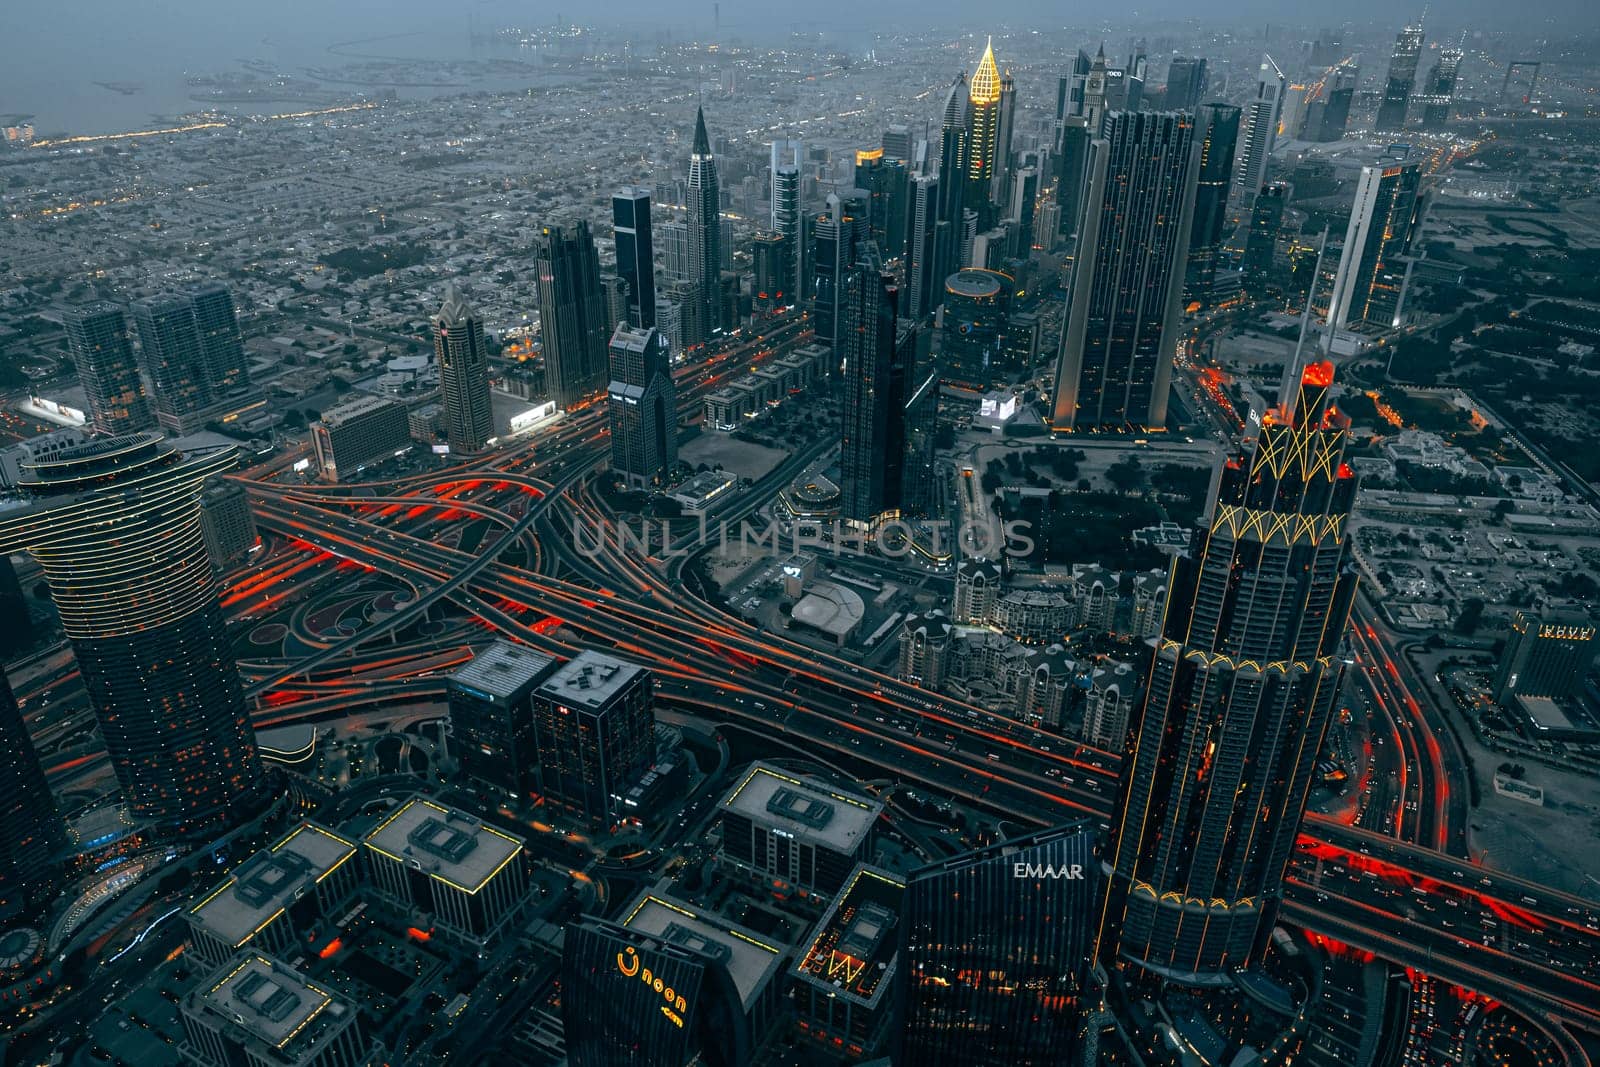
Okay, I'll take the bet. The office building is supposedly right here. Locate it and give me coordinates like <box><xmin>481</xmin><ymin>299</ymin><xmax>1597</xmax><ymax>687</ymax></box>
<box><xmin>607</xmin><ymin>325</ymin><xmax>677</xmax><ymax>490</ymax></box>
<box><xmin>1165</xmin><ymin>55</ymin><xmax>1208</xmax><ymax>111</ymax></box>
<box><xmin>905</xmin><ymin>175</ymin><xmax>942</xmax><ymax>319</ymax></box>
<box><xmin>658</xmin><ymin>221</ymin><xmax>690</xmax><ymax>284</ymax></box>
<box><xmin>64</xmin><ymin>302</ymin><xmax>154</xmax><ymax>435</ymax></box>
<box><xmin>855</xmin><ymin>150</ymin><xmax>909</xmax><ymax>260</ymax></box>
<box><xmin>1185</xmin><ymin>103</ymin><xmax>1240</xmax><ymax>305</ymax></box>
<box><xmin>198</xmin><ymin>478</ymin><xmax>258</xmax><ymax>570</ymax></box>
<box><xmin>0</xmin><ymin>432</ymin><xmax>260</xmax><ymax>834</ymax></box>
<box><xmin>1305</xmin><ymin>63</ymin><xmax>1357</xmax><ymax>143</ymax></box>
<box><xmin>991</xmin><ymin>70</ymin><xmax>1017</xmax><ymax>212</ymax></box>
<box><xmin>309</xmin><ymin>394</ymin><xmax>410</xmax><ymax>482</ymax></box>
<box><xmin>718</xmin><ymin>762</ymin><xmax>883</xmax><ymax>900</ymax></box>
<box><xmin>132</xmin><ymin>294</ymin><xmax>216</xmax><ymax>435</ymax></box>
<box><xmin>1420</xmin><ymin>45</ymin><xmax>1464</xmax><ymax>130</ymax></box>
<box><xmin>1494</xmin><ymin>610</ymin><xmax>1596</xmax><ymax>703</ymax></box>
<box><xmin>531</xmin><ymin>651</ymin><xmax>656</xmax><ymax>825</ymax></box>
<box><xmin>935</xmin><ymin>73</ymin><xmax>970</xmax><ymax>297</ymax></box>
<box><xmin>1052</xmin><ymin>110</ymin><xmax>1198</xmax><ymax>431</ymax></box>
<box><xmin>686</xmin><ymin>106</ymin><xmax>724</xmax><ymax>336</ymax></box>
<box><xmin>448</xmin><ymin>640</ymin><xmax>559</xmax><ymax>803</ymax></box>
<box><xmin>964</xmin><ymin>39</ymin><xmax>1004</xmax><ymax>225</ymax></box>
<box><xmin>751</xmin><ymin>230</ymin><xmax>790</xmax><ymax>310</ymax></box>
<box><xmin>0</xmin><ymin>671</ymin><xmax>64</xmax><ymax>920</ymax></box>
<box><xmin>1232</xmin><ymin>55</ymin><xmax>1285</xmax><ymax>208</ymax></box>
<box><xmin>612</xmin><ymin>187</ymin><xmax>657</xmax><ymax>331</ymax></box>
<box><xmin>181</xmin><ymin>954</ymin><xmax>371</xmax><ymax>1067</ymax></box>
<box><xmin>810</xmin><ymin>193</ymin><xmax>865</xmax><ymax>352</ymax></box>
<box><xmin>534</xmin><ymin>222</ymin><xmax>611</xmax><ymax>409</ymax></box>
<box><xmin>564</xmin><ymin>889</ymin><xmax>785</xmax><ymax>1067</ymax></box>
<box><xmin>190</xmin><ymin>283</ymin><xmax>252</xmax><ymax>399</ymax></box>
<box><xmin>1376</xmin><ymin>21</ymin><xmax>1426</xmax><ymax>131</ymax></box>
<box><xmin>1099</xmin><ymin>362</ymin><xmax>1359</xmax><ymax>983</ymax></box>
<box><xmin>792</xmin><ymin>865</ymin><xmax>904</xmax><ymax>1062</ymax></box>
<box><xmin>1327</xmin><ymin>163</ymin><xmax>1425</xmax><ymax>331</ymax></box>
<box><xmin>896</xmin><ymin>824</ymin><xmax>1099</xmax><ymax>1066</ymax></box>
<box><xmin>600</xmin><ymin>273</ymin><xmax>629</xmax><ymax>333</ymax></box>
<box><xmin>187</xmin><ymin>822</ymin><xmax>359</xmax><ymax>969</ymax></box>
<box><xmin>433</xmin><ymin>286</ymin><xmax>493</xmax><ymax>453</ymax></box>
<box><xmin>839</xmin><ymin>255</ymin><xmax>917</xmax><ymax>527</ymax></box>
<box><xmin>1055</xmin><ymin>116</ymin><xmax>1093</xmax><ymax>245</ymax></box>
<box><xmin>939</xmin><ymin>269</ymin><xmax>1009</xmax><ymax>388</ymax></box>
<box><xmin>772</xmin><ymin>142</ymin><xmax>804</xmax><ymax>305</ymax></box>
<box><xmin>881</xmin><ymin>124</ymin><xmax>913</xmax><ymax>163</ymax></box>
<box><xmin>363</xmin><ymin>796</ymin><xmax>527</xmax><ymax>946</ymax></box>
<box><xmin>1243</xmin><ymin>182</ymin><xmax>1288</xmax><ymax>293</ymax></box>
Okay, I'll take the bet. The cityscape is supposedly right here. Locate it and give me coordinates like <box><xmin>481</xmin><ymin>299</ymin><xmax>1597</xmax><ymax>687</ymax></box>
<box><xmin>4</xmin><ymin>4</ymin><xmax>1600</xmax><ymax>1066</ymax></box>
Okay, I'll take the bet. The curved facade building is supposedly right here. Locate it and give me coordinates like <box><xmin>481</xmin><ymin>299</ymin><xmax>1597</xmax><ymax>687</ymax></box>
<box><xmin>940</xmin><ymin>269</ymin><xmax>1009</xmax><ymax>388</ymax></box>
<box><xmin>1099</xmin><ymin>362</ymin><xmax>1358</xmax><ymax>984</ymax></box>
<box><xmin>0</xmin><ymin>433</ymin><xmax>260</xmax><ymax>835</ymax></box>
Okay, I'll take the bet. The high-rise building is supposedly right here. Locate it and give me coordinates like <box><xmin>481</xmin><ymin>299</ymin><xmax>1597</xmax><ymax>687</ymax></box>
<box><xmin>1185</xmin><ymin>103</ymin><xmax>1241</xmax><ymax>305</ymax></box>
<box><xmin>1376</xmin><ymin>21</ymin><xmax>1426</xmax><ymax>131</ymax></box>
<box><xmin>750</xmin><ymin>230</ymin><xmax>789</xmax><ymax>311</ymax></box>
<box><xmin>1165</xmin><ymin>55</ymin><xmax>1208</xmax><ymax>111</ymax></box>
<box><xmin>181</xmin><ymin>953</ymin><xmax>372</xmax><ymax>1067</ymax></box>
<box><xmin>1053</xmin><ymin>110</ymin><xmax>1198</xmax><ymax>431</ymax></box>
<box><xmin>600</xmin><ymin>273</ymin><xmax>629</xmax><ymax>333</ymax></box>
<box><xmin>0</xmin><ymin>433</ymin><xmax>260</xmax><ymax>834</ymax></box>
<box><xmin>534</xmin><ymin>221</ymin><xmax>611</xmax><ymax>410</ymax></box>
<box><xmin>717</xmin><ymin>762</ymin><xmax>884</xmax><ymax>899</ymax></box>
<box><xmin>132</xmin><ymin>294</ymin><xmax>215</xmax><ymax>435</ymax></box>
<box><xmin>1419</xmin><ymin>44</ymin><xmax>1464</xmax><ymax>130</ymax></box>
<box><xmin>855</xmin><ymin>151</ymin><xmax>910</xmax><ymax>261</ymax></box>
<box><xmin>1327</xmin><ymin>162</ymin><xmax>1425</xmax><ymax>331</ymax></box>
<box><xmin>1243</xmin><ymin>182</ymin><xmax>1288</xmax><ymax>293</ymax></box>
<box><xmin>1305</xmin><ymin>63</ymin><xmax>1357</xmax><ymax>142</ymax></box>
<box><xmin>189</xmin><ymin>284</ymin><xmax>252</xmax><ymax>400</ymax></box>
<box><xmin>965</xmin><ymin>39</ymin><xmax>1004</xmax><ymax>226</ymax></box>
<box><xmin>0</xmin><ymin>556</ymin><xmax>35</xmax><ymax>659</ymax></box>
<box><xmin>309</xmin><ymin>394</ymin><xmax>410</xmax><ymax>482</ymax></box>
<box><xmin>991</xmin><ymin>70</ymin><xmax>1018</xmax><ymax>211</ymax></box>
<box><xmin>0</xmin><ymin>671</ymin><xmax>64</xmax><ymax>919</ymax></box>
<box><xmin>791</xmin><ymin>864</ymin><xmax>906</xmax><ymax>1061</ymax></box>
<box><xmin>896</xmin><ymin>823</ymin><xmax>1099</xmax><ymax>1066</ymax></box>
<box><xmin>1099</xmin><ymin>361</ymin><xmax>1359</xmax><ymax>983</ymax></box>
<box><xmin>1055</xmin><ymin>115</ymin><xmax>1093</xmax><ymax>244</ymax></box>
<box><xmin>810</xmin><ymin>193</ymin><xmax>865</xmax><ymax>353</ymax></box>
<box><xmin>905</xmin><ymin>175</ymin><xmax>943</xmax><ymax>320</ymax></box>
<box><xmin>612</xmin><ymin>188</ymin><xmax>657</xmax><ymax>330</ymax></box>
<box><xmin>1493</xmin><ymin>610</ymin><xmax>1597</xmax><ymax>703</ymax></box>
<box><xmin>197</xmin><ymin>478</ymin><xmax>258</xmax><ymax>571</ymax></box>
<box><xmin>939</xmin><ymin>269</ymin><xmax>1009</xmax><ymax>388</ymax></box>
<box><xmin>434</xmin><ymin>286</ymin><xmax>493</xmax><ymax>453</ymax></box>
<box><xmin>839</xmin><ymin>253</ymin><xmax>917</xmax><ymax>528</ymax></box>
<box><xmin>687</xmin><ymin>106</ymin><xmax>724</xmax><ymax>336</ymax></box>
<box><xmin>448</xmin><ymin>640</ymin><xmax>558</xmax><ymax>803</ymax></box>
<box><xmin>881</xmin><ymin>124</ymin><xmax>913</xmax><ymax>163</ymax></box>
<box><xmin>772</xmin><ymin>142</ymin><xmax>805</xmax><ymax>306</ymax></box>
<box><xmin>607</xmin><ymin>325</ymin><xmax>677</xmax><ymax>490</ymax></box>
<box><xmin>1232</xmin><ymin>54</ymin><xmax>1286</xmax><ymax>208</ymax></box>
<box><xmin>935</xmin><ymin>73</ymin><xmax>970</xmax><ymax>295</ymax></box>
<box><xmin>64</xmin><ymin>302</ymin><xmax>154</xmax><ymax>435</ymax></box>
<box><xmin>531</xmin><ymin>651</ymin><xmax>656</xmax><ymax>826</ymax></box>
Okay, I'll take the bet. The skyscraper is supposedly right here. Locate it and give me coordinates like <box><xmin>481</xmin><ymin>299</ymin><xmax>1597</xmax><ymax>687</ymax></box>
<box><xmin>132</xmin><ymin>294</ymin><xmax>214</xmax><ymax>435</ymax></box>
<box><xmin>881</xmin><ymin>124</ymin><xmax>913</xmax><ymax>163</ymax></box>
<box><xmin>531</xmin><ymin>651</ymin><xmax>656</xmax><ymax>826</ymax></box>
<box><xmin>1164</xmin><ymin>55</ymin><xmax>1208</xmax><ymax>111</ymax></box>
<box><xmin>896</xmin><ymin>823</ymin><xmax>1099</xmax><ymax>1066</ymax></box>
<box><xmin>1053</xmin><ymin>110</ymin><xmax>1198</xmax><ymax>431</ymax></box>
<box><xmin>1305</xmin><ymin>63</ymin><xmax>1357</xmax><ymax>142</ymax></box>
<box><xmin>990</xmin><ymin>70</ymin><xmax>1017</xmax><ymax>212</ymax></box>
<box><xmin>612</xmin><ymin>187</ymin><xmax>658</xmax><ymax>331</ymax></box>
<box><xmin>1243</xmin><ymin>182</ymin><xmax>1288</xmax><ymax>293</ymax></box>
<box><xmin>1232</xmin><ymin>54</ymin><xmax>1285</xmax><ymax>208</ymax></box>
<box><xmin>534</xmin><ymin>222</ymin><xmax>611</xmax><ymax>410</ymax></box>
<box><xmin>1419</xmin><ymin>45</ymin><xmax>1464</xmax><ymax>130</ymax></box>
<box><xmin>1327</xmin><ymin>162</ymin><xmax>1425</xmax><ymax>331</ymax></box>
<box><xmin>1098</xmin><ymin>361</ymin><xmax>1359</xmax><ymax>983</ymax></box>
<box><xmin>935</xmin><ymin>73</ymin><xmax>970</xmax><ymax>293</ymax></box>
<box><xmin>433</xmin><ymin>286</ymin><xmax>493</xmax><ymax>453</ymax></box>
<box><xmin>607</xmin><ymin>325</ymin><xmax>677</xmax><ymax>490</ymax></box>
<box><xmin>854</xmin><ymin>150</ymin><xmax>909</xmax><ymax>261</ymax></box>
<box><xmin>448</xmin><ymin>640</ymin><xmax>558</xmax><ymax>803</ymax></box>
<box><xmin>1376</xmin><ymin>21</ymin><xmax>1426</xmax><ymax>131</ymax></box>
<box><xmin>686</xmin><ymin>106</ymin><xmax>724</xmax><ymax>336</ymax></box>
<box><xmin>189</xmin><ymin>284</ymin><xmax>252</xmax><ymax>400</ymax></box>
<box><xmin>810</xmin><ymin>192</ymin><xmax>865</xmax><ymax>353</ymax></box>
<box><xmin>965</xmin><ymin>39</ymin><xmax>1004</xmax><ymax>225</ymax></box>
<box><xmin>0</xmin><ymin>671</ymin><xmax>64</xmax><ymax>919</ymax></box>
<box><xmin>905</xmin><ymin>175</ymin><xmax>943</xmax><ymax>319</ymax></box>
<box><xmin>0</xmin><ymin>433</ymin><xmax>261</xmax><ymax>834</ymax></box>
<box><xmin>839</xmin><ymin>251</ymin><xmax>916</xmax><ymax>528</ymax></box>
<box><xmin>64</xmin><ymin>302</ymin><xmax>154</xmax><ymax>436</ymax></box>
<box><xmin>1185</xmin><ymin>103</ymin><xmax>1241</xmax><ymax>305</ymax></box>
<box><xmin>772</xmin><ymin>140</ymin><xmax>804</xmax><ymax>306</ymax></box>
<box><xmin>940</xmin><ymin>269</ymin><xmax>1009</xmax><ymax>387</ymax></box>
<box><xmin>750</xmin><ymin>230</ymin><xmax>789</xmax><ymax>311</ymax></box>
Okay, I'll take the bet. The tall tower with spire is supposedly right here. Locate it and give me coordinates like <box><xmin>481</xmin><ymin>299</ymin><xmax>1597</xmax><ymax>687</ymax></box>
<box><xmin>934</xmin><ymin>73</ymin><xmax>970</xmax><ymax>302</ymax></box>
<box><xmin>1097</xmin><ymin>360</ymin><xmax>1359</xmax><ymax>984</ymax></box>
<box><xmin>686</xmin><ymin>106</ymin><xmax>724</xmax><ymax>337</ymax></box>
<box><xmin>965</xmin><ymin>38</ymin><xmax>1003</xmax><ymax>225</ymax></box>
<box><xmin>434</xmin><ymin>286</ymin><xmax>493</xmax><ymax>452</ymax></box>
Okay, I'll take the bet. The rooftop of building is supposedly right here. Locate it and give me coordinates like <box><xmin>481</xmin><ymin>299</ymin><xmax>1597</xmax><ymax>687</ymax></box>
<box><xmin>720</xmin><ymin>762</ymin><xmax>882</xmax><ymax>855</ymax></box>
<box><xmin>791</xmin><ymin>865</ymin><xmax>904</xmax><ymax>1010</ymax></box>
<box><xmin>536</xmin><ymin>649</ymin><xmax>649</xmax><ymax>710</ymax></box>
<box><xmin>619</xmin><ymin>890</ymin><xmax>786</xmax><ymax>1011</ymax></box>
<box><xmin>189</xmin><ymin>823</ymin><xmax>357</xmax><ymax>949</ymax></box>
<box><xmin>317</xmin><ymin>392</ymin><xmax>405</xmax><ymax>426</ymax></box>
<box><xmin>198</xmin><ymin>954</ymin><xmax>346</xmax><ymax>1052</ymax></box>
<box><xmin>451</xmin><ymin>640</ymin><xmax>557</xmax><ymax>702</ymax></box>
<box><xmin>362</xmin><ymin>796</ymin><xmax>523</xmax><ymax>894</ymax></box>
<box><xmin>792</xmin><ymin>581</ymin><xmax>865</xmax><ymax>638</ymax></box>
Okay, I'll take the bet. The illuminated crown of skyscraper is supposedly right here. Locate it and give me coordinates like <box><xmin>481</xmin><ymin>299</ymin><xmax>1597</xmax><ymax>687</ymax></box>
<box><xmin>970</xmin><ymin>37</ymin><xmax>1001</xmax><ymax>105</ymax></box>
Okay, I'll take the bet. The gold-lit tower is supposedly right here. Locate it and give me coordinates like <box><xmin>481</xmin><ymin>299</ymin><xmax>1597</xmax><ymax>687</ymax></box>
<box><xmin>965</xmin><ymin>38</ymin><xmax>1002</xmax><ymax>222</ymax></box>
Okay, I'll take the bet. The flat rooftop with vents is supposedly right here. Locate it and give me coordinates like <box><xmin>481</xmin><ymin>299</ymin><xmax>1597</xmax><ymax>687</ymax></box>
<box><xmin>363</xmin><ymin>797</ymin><xmax>523</xmax><ymax>894</ymax></box>
<box><xmin>792</xmin><ymin>865</ymin><xmax>905</xmax><ymax>1010</ymax></box>
<box><xmin>619</xmin><ymin>890</ymin><xmax>786</xmax><ymax>1012</ymax></box>
<box><xmin>720</xmin><ymin>762</ymin><xmax>883</xmax><ymax>855</ymax></box>
<box><xmin>189</xmin><ymin>823</ymin><xmax>356</xmax><ymax>950</ymax></box>
<box><xmin>198</xmin><ymin>954</ymin><xmax>341</xmax><ymax>1051</ymax></box>
<box><xmin>451</xmin><ymin>640</ymin><xmax>556</xmax><ymax>702</ymax></box>
<box><xmin>537</xmin><ymin>649</ymin><xmax>648</xmax><ymax>709</ymax></box>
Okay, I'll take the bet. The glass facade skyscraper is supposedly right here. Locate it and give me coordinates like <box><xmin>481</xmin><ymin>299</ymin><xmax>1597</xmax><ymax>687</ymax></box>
<box><xmin>612</xmin><ymin>187</ymin><xmax>658</xmax><ymax>331</ymax></box>
<box><xmin>0</xmin><ymin>671</ymin><xmax>64</xmax><ymax>919</ymax></box>
<box><xmin>534</xmin><ymin>221</ymin><xmax>612</xmax><ymax>410</ymax></box>
<box><xmin>839</xmin><ymin>254</ymin><xmax>916</xmax><ymax>528</ymax></box>
<box><xmin>1185</xmin><ymin>103</ymin><xmax>1240</xmax><ymax>306</ymax></box>
<box><xmin>64</xmin><ymin>302</ymin><xmax>154</xmax><ymax>436</ymax></box>
<box><xmin>0</xmin><ymin>433</ymin><xmax>261</xmax><ymax>835</ymax></box>
<box><xmin>686</xmin><ymin>107</ymin><xmax>723</xmax><ymax>337</ymax></box>
<box><xmin>1376</xmin><ymin>21</ymin><xmax>1426</xmax><ymax>131</ymax></box>
<box><xmin>434</xmin><ymin>286</ymin><xmax>494</xmax><ymax>453</ymax></box>
<box><xmin>897</xmin><ymin>823</ymin><xmax>1099</xmax><ymax>1066</ymax></box>
<box><xmin>1099</xmin><ymin>362</ymin><xmax>1359</xmax><ymax>983</ymax></box>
